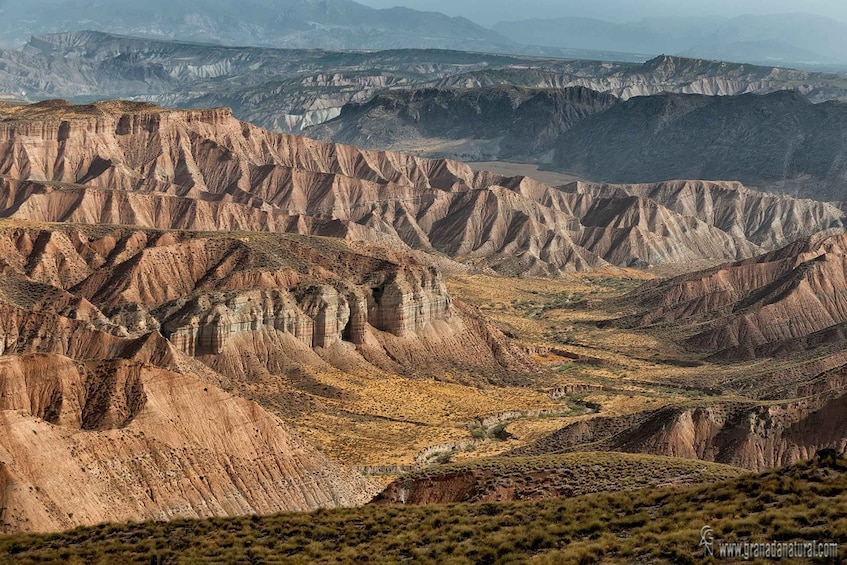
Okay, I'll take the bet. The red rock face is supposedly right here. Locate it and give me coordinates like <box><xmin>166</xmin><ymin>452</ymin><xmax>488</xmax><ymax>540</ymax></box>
<box><xmin>0</xmin><ymin>101</ymin><xmax>840</xmax><ymax>275</ymax></box>
<box><xmin>621</xmin><ymin>231</ymin><xmax>847</xmax><ymax>359</ymax></box>
<box><xmin>0</xmin><ymin>218</ymin><xmax>536</xmax><ymax>531</ymax></box>
<box><xmin>0</xmin><ymin>354</ymin><xmax>379</xmax><ymax>533</ymax></box>
<box><xmin>512</xmin><ymin>392</ymin><xmax>847</xmax><ymax>472</ymax></box>
<box><xmin>0</xmin><ymin>223</ymin><xmax>522</xmax><ymax>375</ymax></box>
<box><xmin>0</xmin><ymin>203</ymin><xmax>544</xmax><ymax>531</ymax></box>
<box><xmin>0</xmin><ymin>221</ymin><xmax>485</xmax><ymax>533</ymax></box>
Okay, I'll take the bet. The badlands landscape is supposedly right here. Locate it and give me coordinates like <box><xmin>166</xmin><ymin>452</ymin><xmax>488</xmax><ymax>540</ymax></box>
<box><xmin>0</xmin><ymin>95</ymin><xmax>845</xmax><ymax>562</ymax></box>
<box><xmin>1</xmin><ymin>1</ymin><xmax>847</xmax><ymax>561</ymax></box>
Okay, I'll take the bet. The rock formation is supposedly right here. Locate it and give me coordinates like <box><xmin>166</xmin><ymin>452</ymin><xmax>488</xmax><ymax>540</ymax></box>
<box><xmin>0</xmin><ymin>217</ymin><xmax>538</xmax><ymax>532</ymax></box>
<box><xmin>617</xmin><ymin>230</ymin><xmax>847</xmax><ymax>360</ymax></box>
<box><xmin>0</xmin><ymin>354</ymin><xmax>378</xmax><ymax>533</ymax></box>
<box><xmin>0</xmin><ymin>100</ymin><xmax>840</xmax><ymax>275</ymax></box>
<box><xmin>512</xmin><ymin>389</ymin><xmax>847</xmax><ymax>472</ymax></box>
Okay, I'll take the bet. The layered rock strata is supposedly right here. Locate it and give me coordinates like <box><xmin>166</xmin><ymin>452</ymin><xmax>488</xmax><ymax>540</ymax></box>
<box><xmin>0</xmin><ymin>100</ymin><xmax>841</xmax><ymax>275</ymax></box>
<box><xmin>616</xmin><ymin>230</ymin><xmax>847</xmax><ymax>359</ymax></box>
<box><xmin>511</xmin><ymin>390</ymin><xmax>847</xmax><ymax>472</ymax></box>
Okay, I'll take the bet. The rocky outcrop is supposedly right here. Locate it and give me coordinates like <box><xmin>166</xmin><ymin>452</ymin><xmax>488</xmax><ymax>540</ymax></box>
<box><xmin>1</xmin><ymin>100</ymin><xmax>840</xmax><ymax>274</ymax></box>
<box><xmin>513</xmin><ymin>391</ymin><xmax>847</xmax><ymax>472</ymax></box>
<box><xmin>161</xmin><ymin>270</ymin><xmax>452</xmax><ymax>356</ymax></box>
<box><xmin>616</xmin><ymin>230</ymin><xmax>847</xmax><ymax>359</ymax></box>
<box><xmin>165</xmin><ymin>291</ymin><xmax>316</xmax><ymax>355</ymax></box>
<box><xmin>0</xmin><ymin>223</ymin><xmax>471</xmax><ymax>368</ymax></box>
<box><xmin>0</xmin><ymin>224</ymin><xmax>537</xmax><ymax>533</ymax></box>
<box><xmin>366</xmin><ymin>267</ymin><xmax>451</xmax><ymax>337</ymax></box>
<box><xmin>0</xmin><ymin>354</ymin><xmax>378</xmax><ymax>533</ymax></box>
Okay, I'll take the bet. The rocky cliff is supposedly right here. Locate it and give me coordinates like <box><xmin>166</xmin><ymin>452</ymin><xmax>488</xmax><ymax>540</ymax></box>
<box><xmin>0</xmin><ymin>218</ymin><xmax>539</xmax><ymax>532</ymax></box>
<box><xmin>0</xmin><ymin>100</ymin><xmax>840</xmax><ymax>275</ymax></box>
<box><xmin>512</xmin><ymin>390</ymin><xmax>847</xmax><ymax>472</ymax></box>
<box><xmin>616</xmin><ymin>230</ymin><xmax>847</xmax><ymax>359</ymax></box>
<box><xmin>0</xmin><ymin>221</ymin><xmax>494</xmax><ymax>370</ymax></box>
<box><xmin>0</xmin><ymin>354</ymin><xmax>377</xmax><ymax>533</ymax></box>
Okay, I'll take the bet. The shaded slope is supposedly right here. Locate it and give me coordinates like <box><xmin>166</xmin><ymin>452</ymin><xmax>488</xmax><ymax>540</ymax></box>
<box><xmin>0</xmin><ymin>354</ymin><xmax>377</xmax><ymax>533</ymax></box>
<box><xmin>511</xmin><ymin>390</ymin><xmax>847</xmax><ymax>472</ymax></box>
<box><xmin>552</xmin><ymin>90</ymin><xmax>847</xmax><ymax>201</ymax></box>
<box><xmin>309</xmin><ymin>86</ymin><xmax>618</xmax><ymax>161</ymax></box>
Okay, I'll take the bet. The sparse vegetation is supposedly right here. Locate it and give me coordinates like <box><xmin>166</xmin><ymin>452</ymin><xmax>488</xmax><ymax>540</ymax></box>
<box><xmin>387</xmin><ymin>452</ymin><xmax>744</xmax><ymax>499</ymax></box>
<box><xmin>3</xmin><ymin>458</ymin><xmax>845</xmax><ymax>564</ymax></box>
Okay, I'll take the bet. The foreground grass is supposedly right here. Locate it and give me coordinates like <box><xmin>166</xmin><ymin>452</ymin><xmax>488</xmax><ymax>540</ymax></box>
<box><xmin>2</xmin><ymin>458</ymin><xmax>846</xmax><ymax>564</ymax></box>
<box><xmin>379</xmin><ymin>452</ymin><xmax>744</xmax><ymax>502</ymax></box>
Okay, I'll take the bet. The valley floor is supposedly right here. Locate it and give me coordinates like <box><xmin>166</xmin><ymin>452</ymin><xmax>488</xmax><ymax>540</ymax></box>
<box><xmin>465</xmin><ymin>161</ymin><xmax>584</xmax><ymax>187</ymax></box>
<box><xmin>280</xmin><ymin>269</ymin><xmax>787</xmax><ymax>476</ymax></box>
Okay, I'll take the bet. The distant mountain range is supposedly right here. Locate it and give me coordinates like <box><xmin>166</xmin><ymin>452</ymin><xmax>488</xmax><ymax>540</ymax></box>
<box><xmin>0</xmin><ymin>0</ymin><xmax>510</xmax><ymax>52</ymax></box>
<box><xmin>4</xmin><ymin>2</ymin><xmax>846</xmax><ymax>70</ymax></box>
<box><xmin>310</xmin><ymin>87</ymin><xmax>847</xmax><ymax>202</ymax></box>
<box><xmin>4</xmin><ymin>32</ymin><xmax>847</xmax><ymax>136</ymax></box>
<box><xmin>495</xmin><ymin>13</ymin><xmax>847</xmax><ymax>68</ymax></box>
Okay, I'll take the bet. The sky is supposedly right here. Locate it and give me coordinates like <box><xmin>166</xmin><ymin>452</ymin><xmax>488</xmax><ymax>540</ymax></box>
<box><xmin>358</xmin><ymin>0</ymin><xmax>847</xmax><ymax>26</ymax></box>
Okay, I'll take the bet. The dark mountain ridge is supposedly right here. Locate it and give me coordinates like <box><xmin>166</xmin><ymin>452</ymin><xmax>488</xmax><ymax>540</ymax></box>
<box><xmin>551</xmin><ymin>89</ymin><xmax>847</xmax><ymax>201</ymax></box>
<box><xmin>310</xmin><ymin>86</ymin><xmax>618</xmax><ymax>161</ymax></box>
<box><xmin>312</xmin><ymin>85</ymin><xmax>847</xmax><ymax>201</ymax></box>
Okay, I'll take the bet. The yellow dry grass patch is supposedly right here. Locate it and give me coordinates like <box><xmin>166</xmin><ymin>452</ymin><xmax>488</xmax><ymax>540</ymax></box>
<box><xmin>268</xmin><ymin>272</ymin><xmax>743</xmax><ymax>468</ymax></box>
<box><xmin>287</xmin><ymin>367</ymin><xmax>560</xmax><ymax>466</ymax></box>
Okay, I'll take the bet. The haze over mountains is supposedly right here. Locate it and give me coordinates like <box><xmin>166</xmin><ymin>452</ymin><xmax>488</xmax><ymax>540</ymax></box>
<box><xmin>496</xmin><ymin>13</ymin><xmax>847</xmax><ymax>68</ymax></box>
<box><xmin>3</xmin><ymin>0</ymin><xmax>847</xmax><ymax>68</ymax></box>
<box><xmin>0</xmin><ymin>0</ymin><xmax>509</xmax><ymax>53</ymax></box>
<box><xmin>4</xmin><ymin>31</ymin><xmax>847</xmax><ymax>141</ymax></box>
